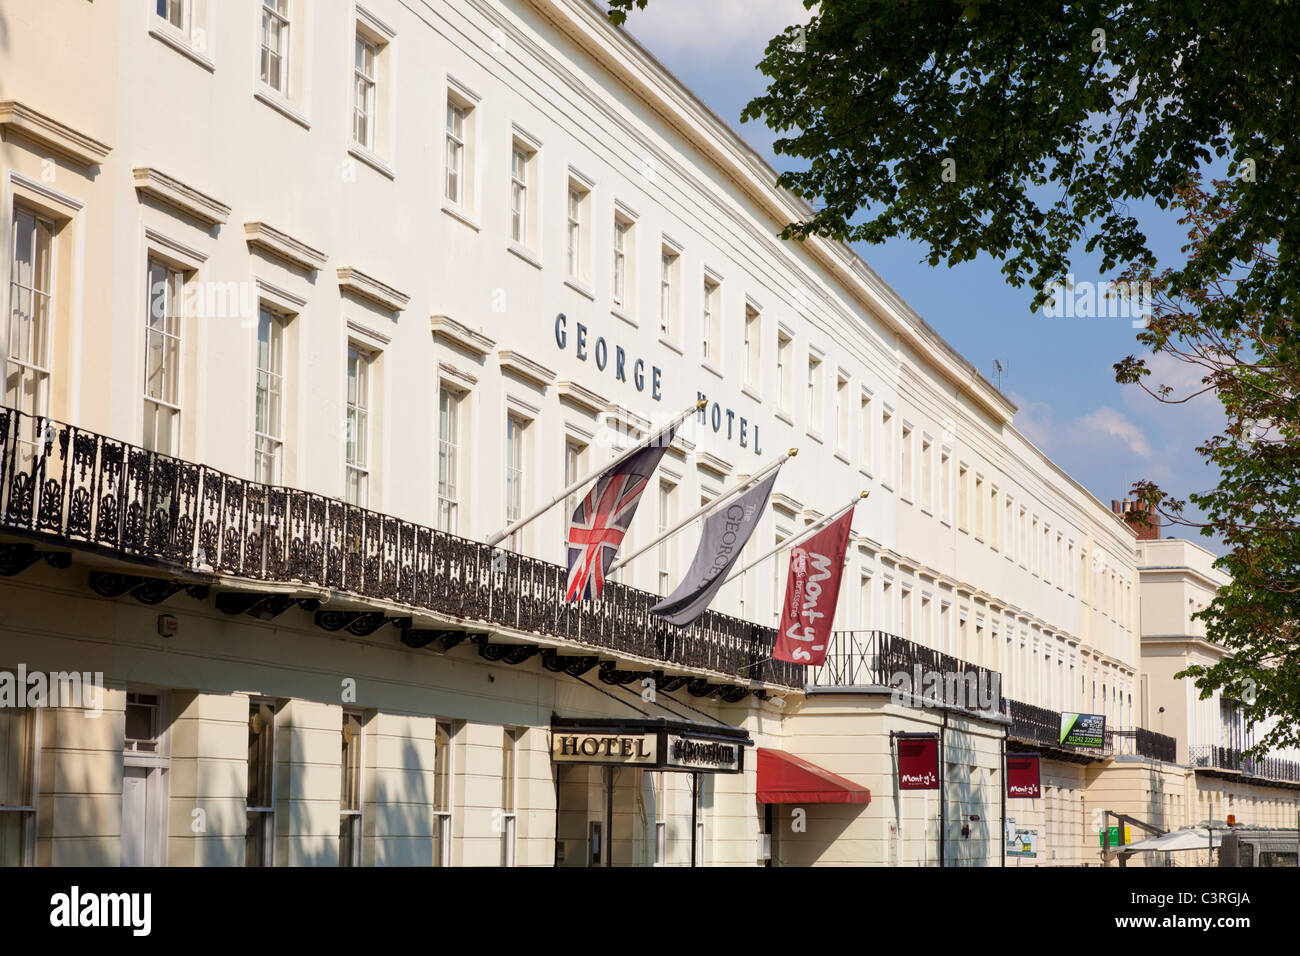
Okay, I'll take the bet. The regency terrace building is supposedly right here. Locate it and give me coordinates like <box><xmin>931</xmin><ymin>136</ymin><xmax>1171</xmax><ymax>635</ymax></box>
<box><xmin>1</xmin><ymin>0</ymin><xmax>1285</xmax><ymax>869</ymax></box>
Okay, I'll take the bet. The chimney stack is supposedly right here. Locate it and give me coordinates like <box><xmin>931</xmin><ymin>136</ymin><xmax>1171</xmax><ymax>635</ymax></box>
<box><xmin>1111</xmin><ymin>497</ymin><xmax>1162</xmax><ymax>540</ymax></box>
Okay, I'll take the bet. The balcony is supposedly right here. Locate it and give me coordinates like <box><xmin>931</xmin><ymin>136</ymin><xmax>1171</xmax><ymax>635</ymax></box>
<box><xmin>810</xmin><ymin>629</ymin><xmax>1003</xmax><ymax>712</ymax></box>
<box><xmin>1189</xmin><ymin>746</ymin><xmax>1300</xmax><ymax>785</ymax></box>
<box><xmin>1004</xmin><ymin>697</ymin><xmax>1177</xmax><ymax>763</ymax></box>
<box><xmin>0</xmin><ymin>406</ymin><xmax>802</xmax><ymax>694</ymax></box>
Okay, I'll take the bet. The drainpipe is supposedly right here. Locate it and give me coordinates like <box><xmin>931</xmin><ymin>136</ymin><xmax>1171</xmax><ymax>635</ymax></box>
<box><xmin>690</xmin><ymin>772</ymin><xmax>699</xmax><ymax>867</ymax></box>
<box><xmin>1000</xmin><ymin>734</ymin><xmax>1006</xmax><ymax>867</ymax></box>
<box><xmin>939</xmin><ymin>709</ymin><xmax>948</xmax><ymax>868</ymax></box>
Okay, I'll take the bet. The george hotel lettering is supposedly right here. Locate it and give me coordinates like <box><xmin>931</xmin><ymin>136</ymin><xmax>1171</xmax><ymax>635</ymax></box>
<box><xmin>553</xmin><ymin>313</ymin><xmax>762</xmax><ymax>455</ymax></box>
<box><xmin>666</xmin><ymin>735</ymin><xmax>738</xmax><ymax>770</ymax></box>
<box><xmin>555</xmin><ymin>313</ymin><xmax>662</xmax><ymax>401</ymax></box>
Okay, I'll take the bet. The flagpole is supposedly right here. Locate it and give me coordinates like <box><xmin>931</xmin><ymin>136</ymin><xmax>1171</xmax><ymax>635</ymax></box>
<box><xmin>722</xmin><ymin>491</ymin><xmax>868</xmax><ymax>584</ymax></box>
<box><xmin>605</xmin><ymin>447</ymin><xmax>797</xmax><ymax>574</ymax></box>
<box><xmin>484</xmin><ymin>399</ymin><xmax>705</xmax><ymax>547</ymax></box>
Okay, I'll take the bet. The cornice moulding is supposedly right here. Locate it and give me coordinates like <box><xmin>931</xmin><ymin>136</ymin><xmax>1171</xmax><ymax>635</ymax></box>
<box><xmin>430</xmin><ymin>315</ymin><xmax>495</xmax><ymax>358</ymax></box>
<box><xmin>695</xmin><ymin>452</ymin><xmax>732</xmax><ymax>478</ymax></box>
<box><xmin>556</xmin><ymin>380</ymin><xmax>609</xmax><ymax>415</ymax></box>
<box><xmin>337</xmin><ymin>267</ymin><xmax>410</xmax><ymax>312</ymax></box>
<box><xmin>133</xmin><ymin>167</ymin><xmax>230</xmax><ymax>227</ymax></box>
<box><xmin>244</xmin><ymin>221</ymin><xmax>327</xmax><ymax>272</ymax></box>
<box><xmin>0</xmin><ymin>101</ymin><xmax>111</xmax><ymax>167</ymax></box>
<box><xmin>498</xmin><ymin>350</ymin><xmax>556</xmax><ymax>388</ymax></box>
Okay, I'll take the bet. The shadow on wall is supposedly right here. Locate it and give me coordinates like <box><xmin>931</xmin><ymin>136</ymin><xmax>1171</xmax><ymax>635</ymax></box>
<box><xmin>364</xmin><ymin>736</ymin><xmax>433</xmax><ymax>867</ymax></box>
<box><xmin>941</xmin><ymin>727</ymin><xmax>995</xmax><ymax>867</ymax></box>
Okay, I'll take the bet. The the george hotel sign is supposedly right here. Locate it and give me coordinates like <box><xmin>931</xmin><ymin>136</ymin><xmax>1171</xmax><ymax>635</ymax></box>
<box><xmin>551</xmin><ymin>718</ymin><xmax>747</xmax><ymax>773</ymax></box>
<box><xmin>554</xmin><ymin>313</ymin><xmax>764</xmax><ymax>456</ymax></box>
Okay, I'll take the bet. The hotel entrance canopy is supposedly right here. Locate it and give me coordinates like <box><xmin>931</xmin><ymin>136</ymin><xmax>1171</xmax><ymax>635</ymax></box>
<box><xmin>755</xmin><ymin>748</ymin><xmax>871</xmax><ymax>804</ymax></box>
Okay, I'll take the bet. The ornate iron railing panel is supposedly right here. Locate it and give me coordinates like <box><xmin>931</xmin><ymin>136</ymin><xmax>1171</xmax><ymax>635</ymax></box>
<box><xmin>1189</xmin><ymin>745</ymin><xmax>1300</xmax><ymax>783</ymax></box>
<box><xmin>0</xmin><ymin>406</ymin><xmax>801</xmax><ymax>689</ymax></box>
<box><xmin>811</xmin><ymin>630</ymin><xmax>1004</xmax><ymax>709</ymax></box>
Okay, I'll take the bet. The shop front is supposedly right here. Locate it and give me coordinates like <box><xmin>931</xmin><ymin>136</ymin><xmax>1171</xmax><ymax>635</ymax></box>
<box><xmin>551</xmin><ymin>717</ymin><xmax>748</xmax><ymax>867</ymax></box>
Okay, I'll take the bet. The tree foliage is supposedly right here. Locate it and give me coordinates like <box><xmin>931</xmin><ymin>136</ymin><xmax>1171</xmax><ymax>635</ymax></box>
<box><xmin>1116</xmin><ymin>178</ymin><xmax>1300</xmax><ymax>755</ymax></box>
<box><xmin>609</xmin><ymin>0</ymin><xmax>1300</xmax><ymax>315</ymax></box>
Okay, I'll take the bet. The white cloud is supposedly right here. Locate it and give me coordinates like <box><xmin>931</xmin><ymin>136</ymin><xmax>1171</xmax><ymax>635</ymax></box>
<box><xmin>1073</xmin><ymin>406</ymin><xmax>1153</xmax><ymax>458</ymax></box>
<box><xmin>607</xmin><ymin>0</ymin><xmax>810</xmax><ymax>62</ymax></box>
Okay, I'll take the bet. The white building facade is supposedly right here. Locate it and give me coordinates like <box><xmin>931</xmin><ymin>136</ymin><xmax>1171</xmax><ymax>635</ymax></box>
<box><xmin>0</xmin><ymin>0</ymin><xmax>1158</xmax><ymax>867</ymax></box>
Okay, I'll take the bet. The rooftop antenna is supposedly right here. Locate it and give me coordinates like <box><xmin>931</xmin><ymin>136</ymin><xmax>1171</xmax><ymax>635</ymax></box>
<box><xmin>993</xmin><ymin>359</ymin><xmax>1006</xmax><ymax>391</ymax></box>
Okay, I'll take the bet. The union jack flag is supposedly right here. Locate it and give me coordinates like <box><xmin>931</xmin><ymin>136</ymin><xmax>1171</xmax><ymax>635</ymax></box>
<box><xmin>565</xmin><ymin>424</ymin><xmax>676</xmax><ymax>602</ymax></box>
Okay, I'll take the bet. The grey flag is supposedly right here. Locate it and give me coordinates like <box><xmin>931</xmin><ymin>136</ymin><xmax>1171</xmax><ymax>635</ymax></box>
<box><xmin>650</xmin><ymin>470</ymin><xmax>780</xmax><ymax>626</ymax></box>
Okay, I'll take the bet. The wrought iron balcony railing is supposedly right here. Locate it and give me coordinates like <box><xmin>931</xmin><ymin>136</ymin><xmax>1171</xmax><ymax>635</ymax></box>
<box><xmin>0</xmin><ymin>406</ymin><xmax>802</xmax><ymax>690</ymax></box>
<box><xmin>811</xmin><ymin>630</ymin><xmax>1004</xmax><ymax>711</ymax></box>
<box><xmin>1004</xmin><ymin>697</ymin><xmax>1177</xmax><ymax>762</ymax></box>
<box><xmin>1189</xmin><ymin>745</ymin><xmax>1300</xmax><ymax>784</ymax></box>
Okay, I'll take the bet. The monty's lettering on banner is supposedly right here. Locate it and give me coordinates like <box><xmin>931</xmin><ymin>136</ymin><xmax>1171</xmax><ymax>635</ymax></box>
<box><xmin>897</xmin><ymin>735</ymin><xmax>940</xmax><ymax>791</ymax></box>
<box><xmin>773</xmin><ymin>510</ymin><xmax>853</xmax><ymax>666</ymax></box>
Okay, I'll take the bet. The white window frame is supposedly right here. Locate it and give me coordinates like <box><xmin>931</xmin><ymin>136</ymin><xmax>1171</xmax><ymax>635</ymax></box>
<box><xmin>505</xmin><ymin>412</ymin><xmax>528</xmax><ymax>550</ymax></box>
<box><xmin>940</xmin><ymin>448</ymin><xmax>952</xmax><ymax>523</ymax></box>
<box><xmin>5</xmin><ymin>205</ymin><xmax>55</xmax><ymax>448</ymax></box>
<box><xmin>743</xmin><ymin>303</ymin><xmax>760</xmax><ymax>391</ymax></box>
<box><xmin>657</xmin><ymin>480</ymin><xmax>675</xmax><ymax>595</ymax></box>
<box><xmin>446</xmin><ymin>100</ymin><xmax>468</xmax><ymax>205</ymax></box>
<box><xmin>835</xmin><ymin>372</ymin><xmax>849</xmax><ymax>454</ymax></box>
<box><xmin>352</xmin><ymin>32</ymin><xmax>378</xmax><ymax>150</ymax></box>
<box><xmin>805</xmin><ymin>352</ymin><xmax>823</xmax><ymax>433</ymax></box>
<box><xmin>563</xmin><ymin>437</ymin><xmax>587</xmax><ymax>562</ymax></box>
<box><xmin>566</xmin><ymin>182</ymin><xmax>588</xmax><ymax>282</ymax></box>
<box><xmin>701</xmin><ymin>275</ymin><xmax>720</xmax><ymax>367</ymax></box>
<box><xmin>143</xmin><ymin>256</ymin><xmax>186</xmax><ymax>456</ymax></box>
<box><xmin>433</xmin><ymin>719</ymin><xmax>454</xmax><ymax>867</ymax></box>
<box><xmin>345</xmin><ymin>343</ymin><xmax>372</xmax><ymax>507</ymax></box>
<box><xmin>121</xmin><ymin>688</ymin><xmax>171</xmax><ymax>868</ymax></box>
<box><xmin>900</xmin><ymin>423</ymin><xmax>913</xmax><ymax>502</ymax></box>
<box><xmin>652</xmin><ymin>771</ymin><xmax>667</xmax><ymax>866</ymax></box>
<box><xmin>155</xmin><ymin>0</ymin><xmax>191</xmax><ymax>36</ymax></box>
<box><xmin>659</xmin><ymin>244</ymin><xmax>679</xmax><ymax>340</ymax></box>
<box><xmin>776</xmin><ymin>328</ymin><xmax>793</xmax><ymax>416</ymax></box>
<box><xmin>253</xmin><ymin>306</ymin><xmax>286</xmax><ymax>485</ymax></box>
<box><xmin>245</xmin><ymin>697</ymin><xmax>278</xmax><ymax>867</ymax></box>
<box><xmin>858</xmin><ymin>390</ymin><xmax>873</xmax><ymax>475</ymax></box>
<box><xmin>920</xmin><ymin>435</ymin><xmax>933</xmax><ymax>512</ymax></box>
<box><xmin>501</xmin><ymin>727</ymin><xmax>519</xmax><ymax>867</ymax></box>
<box><xmin>0</xmin><ymin>685</ymin><xmax>40</xmax><ymax>868</ymax></box>
<box><xmin>260</xmin><ymin>0</ymin><xmax>291</xmax><ymax>95</ymax></box>
<box><xmin>612</xmin><ymin>213</ymin><xmax>633</xmax><ymax>312</ymax></box>
<box><xmin>437</xmin><ymin>385</ymin><xmax>463</xmax><ymax>533</ymax></box>
<box><xmin>510</xmin><ymin>145</ymin><xmax>529</xmax><ymax>247</ymax></box>
<box><xmin>339</xmin><ymin>709</ymin><xmax>364</xmax><ymax>867</ymax></box>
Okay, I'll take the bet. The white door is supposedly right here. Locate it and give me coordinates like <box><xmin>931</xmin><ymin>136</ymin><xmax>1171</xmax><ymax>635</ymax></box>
<box><xmin>121</xmin><ymin>766</ymin><xmax>148</xmax><ymax>867</ymax></box>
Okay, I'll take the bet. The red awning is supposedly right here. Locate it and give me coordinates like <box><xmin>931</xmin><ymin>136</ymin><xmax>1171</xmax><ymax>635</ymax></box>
<box><xmin>756</xmin><ymin>748</ymin><xmax>871</xmax><ymax>805</ymax></box>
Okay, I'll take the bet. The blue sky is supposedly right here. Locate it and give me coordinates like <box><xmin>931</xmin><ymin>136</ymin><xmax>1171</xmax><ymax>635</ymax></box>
<box><xmin>613</xmin><ymin>0</ymin><xmax>1226</xmax><ymax>547</ymax></box>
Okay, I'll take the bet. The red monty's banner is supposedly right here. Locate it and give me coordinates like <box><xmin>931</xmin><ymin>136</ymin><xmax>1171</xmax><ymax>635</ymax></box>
<box><xmin>897</xmin><ymin>735</ymin><xmax>940</xmax><ymax>790</ymax></box>
<box><xmin>773</xmin><ymin>510</ymin><xmax>853</xmax><ymax>665</ymax></box>
<box><xmin>1006</xmin><ymin>753</ymin><xmax>1042</xmax><ymax>799</ymax></box>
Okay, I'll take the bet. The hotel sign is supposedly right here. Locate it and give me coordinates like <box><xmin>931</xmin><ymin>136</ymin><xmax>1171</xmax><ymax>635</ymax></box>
<box><xmin>552</xmin><ymin>732</ymin><xmax>658</xmax><ymax>765</ymax></box>
<box><xmin>663</xmin><ymin>734</ymin><xmax>740</xmax><ymax>772</ymax></box>
<box><xmin>550</xmin><ymin>721</ymin><xmax>747</xmax><ymax>773</ymax></box>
